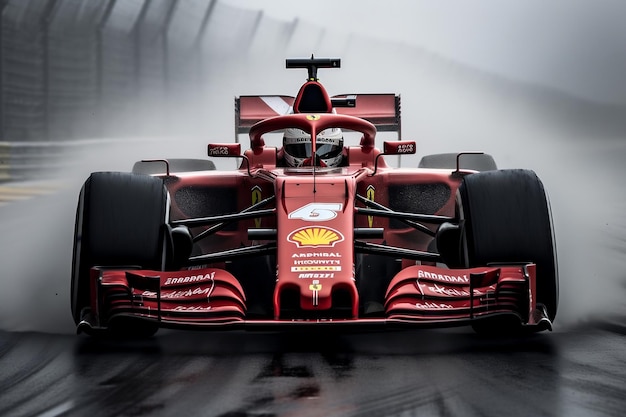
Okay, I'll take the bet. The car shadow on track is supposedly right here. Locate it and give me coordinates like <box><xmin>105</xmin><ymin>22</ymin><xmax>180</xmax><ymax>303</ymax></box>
<box><xmin>72</xmin><ymin>327</ymin><xmax>559</xmax><ymax>357</ymax></box>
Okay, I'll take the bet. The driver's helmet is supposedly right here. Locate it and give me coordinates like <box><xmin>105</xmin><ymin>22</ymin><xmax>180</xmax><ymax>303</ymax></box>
<box><xmin>283</xmin><ymin>127</ymin><xmax>344</xmax><ymax>167</ymax></box>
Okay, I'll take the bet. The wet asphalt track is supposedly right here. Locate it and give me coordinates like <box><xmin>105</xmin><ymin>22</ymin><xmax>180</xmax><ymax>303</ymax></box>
<box><xmin>1</xmin><ymin>324</ymin><xmax>625</xmax><ymax>417</ymax></box>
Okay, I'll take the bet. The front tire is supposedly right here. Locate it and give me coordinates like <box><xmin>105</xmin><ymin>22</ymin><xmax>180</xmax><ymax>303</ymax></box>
<box><xmin>458</xmin><ymin>169</ymin><xmax>558</xmax><ymax>325</ymax></box>
<box><xmin>71</xmin><ymin>172</ymin><xmax>169</xmax><ymax>336</ymax></box>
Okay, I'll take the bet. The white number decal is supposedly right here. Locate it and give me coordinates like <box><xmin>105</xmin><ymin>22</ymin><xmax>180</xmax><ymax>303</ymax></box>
<box><xmin>289</xmin><ymin>203</ymin><xmax>343</xmax><ymax>221</ymax></box>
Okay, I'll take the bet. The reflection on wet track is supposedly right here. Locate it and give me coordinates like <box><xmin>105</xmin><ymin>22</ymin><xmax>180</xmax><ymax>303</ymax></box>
<box><xmin>1</xmin><ymin>326</ymin><xmax>625</xmax><ymax>416</ymax></box>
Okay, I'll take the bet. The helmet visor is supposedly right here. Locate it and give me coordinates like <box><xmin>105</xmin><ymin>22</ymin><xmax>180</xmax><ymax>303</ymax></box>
<box><xmin>284</xmin><ymin>142</ymin><xmax>342</xmax><ymax>159</ymax></box>
<box><xmin>283</xmin><ymin>141</ymin><xmax>312</xmax><ymax>158</ymax></box>
<box><xmin>315</xmin><ymin>141</ymin><xmax>342</xmax><ymax>159</ymax></box>
<box><xmin>283</xmin><ymin>128</ymin><xmax>343</xmax><ymax>165</ymax></box>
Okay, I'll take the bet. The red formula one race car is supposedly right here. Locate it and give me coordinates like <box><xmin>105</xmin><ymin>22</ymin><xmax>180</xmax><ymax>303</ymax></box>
<box><xmin>71</xmin><ymin>57</ymin><xmax>558</xmax><ymax>337</ymax></box>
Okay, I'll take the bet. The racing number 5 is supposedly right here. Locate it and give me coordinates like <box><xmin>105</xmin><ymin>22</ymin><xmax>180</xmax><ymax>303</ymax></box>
<box><xmin>289</xmin><ymin>203</ymin><xmax>343</xmax><ymax>221</ymax></box>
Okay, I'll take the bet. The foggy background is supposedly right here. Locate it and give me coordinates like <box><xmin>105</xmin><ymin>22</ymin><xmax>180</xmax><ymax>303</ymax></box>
<box><xmin>229</xmin><ymin>0</ymin><xmax>626</xmax><ymax>105</ymax></box>
<box><xmin>0</xmin><ymin>0</ymin><xmax>624</xmax><ymax>333</ymax></box>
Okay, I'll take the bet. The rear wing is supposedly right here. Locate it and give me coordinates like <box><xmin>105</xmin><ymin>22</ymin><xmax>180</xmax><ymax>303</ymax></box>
<box><xmin>334</xmin><ymin>94</ymin><xmax>401</xmax><ymax>133</ymax></box>
<box><xmin>234</xmin><ymin>94</ymin><xmax>401</xmax><ymax>140</ymax></box>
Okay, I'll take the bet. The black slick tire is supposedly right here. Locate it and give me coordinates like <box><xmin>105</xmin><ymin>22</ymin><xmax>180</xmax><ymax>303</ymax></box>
<box><xmin>71</xmin><ymin>172</ymin><xmax>168</xmax><ymax>336</ymax></box>
<box><xmin>458</xmin><ymin>169</ymin><xmax>558</xmax><ymax>327</ymax></box>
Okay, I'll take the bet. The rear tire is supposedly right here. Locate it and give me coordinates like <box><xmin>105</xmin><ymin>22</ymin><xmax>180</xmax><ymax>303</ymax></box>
<box><xmin>458</xmin><ymin>169</ymin><xmax>558</xmax><ymax>326</ymax></box>
<box><xmin>419</xmin><ymin>153</ymin><xmax>497</xmax><ymax>171</ymax></box>
<box><xmin>71</xmin><ymin>172</ymin><xmax>169</xmax><ymax>336</ymax></box>
<box><xmin>132</xmin><ymin>158</ymin><xmax>216</xmax><ymax>175</ymax></box>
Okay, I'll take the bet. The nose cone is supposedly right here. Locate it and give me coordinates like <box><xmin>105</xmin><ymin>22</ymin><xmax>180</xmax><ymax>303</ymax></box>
<box><xmin>274</xmin><ymin>177</ymin><xmax>359</xmax><ymax>318</ymax></box>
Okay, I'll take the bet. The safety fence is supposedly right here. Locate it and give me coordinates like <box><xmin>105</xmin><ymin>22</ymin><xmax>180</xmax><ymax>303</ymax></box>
<box><xmin>0</xmin><ymin>139</ymin><xmax>116</xmax><ymax>181</ymax></box>
<box><xmin>0</xmin><ymin>0</ymin><xmax>311</xmax><ymax>182</ymax></box>
<box><xmin>2</xmin><ymin>0</ymin><xmax>225</xmax><ymax>142</ymax></box>
<box><xmin>0</xmin><ymin>0</ymin><xmax>439</xmax><ymax>183</ymax></box>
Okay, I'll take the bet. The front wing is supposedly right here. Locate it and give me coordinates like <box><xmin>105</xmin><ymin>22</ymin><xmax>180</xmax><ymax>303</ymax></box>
<box><xmin>78</xmin><ymin>263</ymin><xmax>552</xmax><ymax>334</ymax></box>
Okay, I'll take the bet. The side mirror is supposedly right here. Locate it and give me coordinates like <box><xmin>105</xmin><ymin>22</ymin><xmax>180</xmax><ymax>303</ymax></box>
<box><xmin>371</xmin><ymin>141</ymin><xmax>417</xmax><ymax>176</ymax></box>
<box><xmin>207</xmin><ymin>143</ymin><xmax>252</xmax><ymax>176</ymax></box>
<box><xmin>383</xmin><ymin>141</ymin><xmax>416</xmax><ymax>155</ymax></box>
<box><xmin>207</xmin><ymin>143</ymin><xmax>241</xmax><ymax>157</ymax></box>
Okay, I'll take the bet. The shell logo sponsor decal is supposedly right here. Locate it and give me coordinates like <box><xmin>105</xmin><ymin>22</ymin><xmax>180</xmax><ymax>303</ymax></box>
<box><xmin>287</xmin><ymin>226</ymin><xmax>344</xmax><ymax>248</ymax></box>
<box><xmin>251</xmin><ymin>185</ymin><xmax>262</xmax><ymax>228</ymax></box>
<box><xmin>366</xmin><ymin>185</ymin><xmax>375</xmax><ymax>227</ymax></box>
